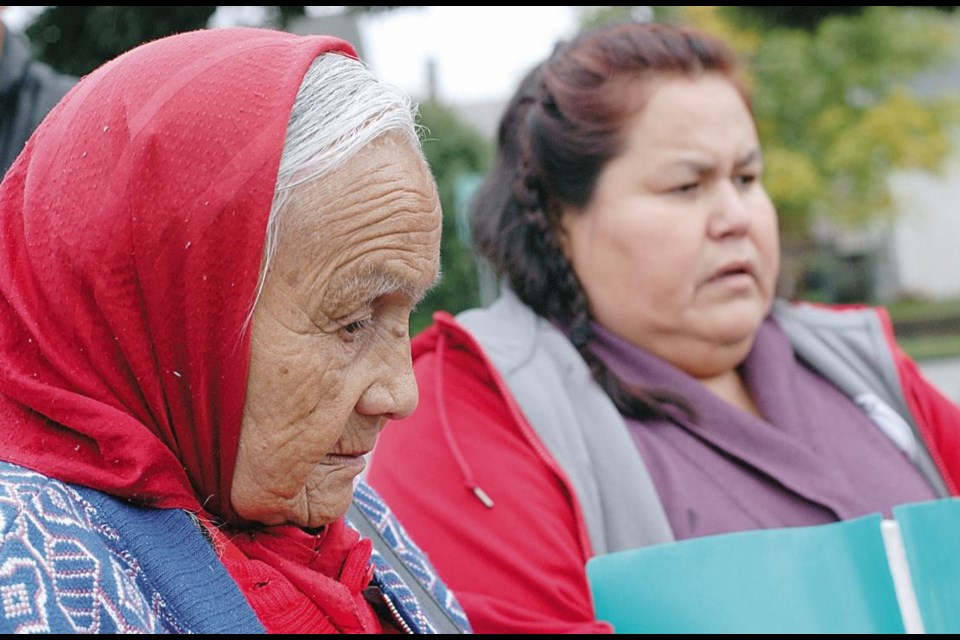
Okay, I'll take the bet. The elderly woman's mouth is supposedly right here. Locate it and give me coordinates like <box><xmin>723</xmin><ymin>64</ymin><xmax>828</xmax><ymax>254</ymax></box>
<box><xmin>324</xmin><ymin>453</ymin><xmax>369</xmax><ymax>470</ymax></box>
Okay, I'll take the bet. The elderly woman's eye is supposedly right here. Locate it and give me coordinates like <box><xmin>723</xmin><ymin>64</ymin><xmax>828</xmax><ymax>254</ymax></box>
<box><xmin>340</xmin><ymin>317</ymin><xmax>373</xmax><ymax>341</ymax></box>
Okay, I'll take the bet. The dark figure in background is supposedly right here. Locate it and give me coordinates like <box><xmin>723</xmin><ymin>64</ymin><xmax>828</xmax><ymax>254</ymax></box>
<box><xmin>0</xmin><ymin>17</ymin><xmax>77</xmax><ymax>173</ymax></box>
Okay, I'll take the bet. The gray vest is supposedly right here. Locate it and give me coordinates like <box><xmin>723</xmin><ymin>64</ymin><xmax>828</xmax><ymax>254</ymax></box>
<box><xmin>458</xmin><ymin>290</ymin><xmax>948</xmax><ymax>556</ymax></box>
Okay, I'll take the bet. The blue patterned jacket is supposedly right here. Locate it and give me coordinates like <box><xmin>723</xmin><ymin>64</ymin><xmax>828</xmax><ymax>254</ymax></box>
<box><xmin>0</xmin><ymin>461</ymin><xmax>470</xmax><ymax>633</ymax></box>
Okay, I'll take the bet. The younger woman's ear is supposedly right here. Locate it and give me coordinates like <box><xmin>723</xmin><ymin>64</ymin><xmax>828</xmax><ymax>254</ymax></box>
<box><xmin>555</xmin><ymin>205</ymin><xmax>577</xmax><ymax>262</ymax></box>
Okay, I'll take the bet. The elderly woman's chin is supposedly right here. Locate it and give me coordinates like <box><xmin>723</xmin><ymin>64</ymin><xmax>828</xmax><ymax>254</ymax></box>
<box><xmin>230</xmin><ymin>466</ymin><xmax>358</xmax><ymax>528</ymax></box>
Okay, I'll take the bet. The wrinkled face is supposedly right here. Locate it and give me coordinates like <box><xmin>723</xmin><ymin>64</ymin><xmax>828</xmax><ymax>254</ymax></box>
<box><xmin>560</xmin><ymin>75</ymin><xmax>779</xmax><ymax>378</ymax></box>
<box><xmin>231</xmin><ymin>134</ymin><xmax>441</xmax><ymax>528</ymax></box>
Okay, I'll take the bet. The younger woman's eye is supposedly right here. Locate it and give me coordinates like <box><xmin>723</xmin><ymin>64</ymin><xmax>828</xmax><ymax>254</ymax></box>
<box><xmin>735</xmin><ymin>174</ymin><xmax>758</xmax><ymax>188</ymax></box>
<box><xmin>672</xmin><ymin>182</ymin><xmax>700</xmax><ymax>195</ymax></box>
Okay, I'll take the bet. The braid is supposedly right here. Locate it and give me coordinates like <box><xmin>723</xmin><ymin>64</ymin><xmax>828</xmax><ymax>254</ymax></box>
<box><xmin>565</xmin><ymin>283</ymin><xmax>695</xmax><ymax>423</ymax></box>
<box><xmin>511</xmin><ymin>152</ymin><xmax>576</xmax><ymax>321</ymax></box>
<box><xmin>512</xmin><ymin>120</ymin><xmax>695</xmax><ymax>424</ymax></box>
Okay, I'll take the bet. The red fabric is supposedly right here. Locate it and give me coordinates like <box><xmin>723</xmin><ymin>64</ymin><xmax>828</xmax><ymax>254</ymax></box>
<box><xmin>223</xmin><ymin>520</ymin><xmax>382</xmax><ymax>634</ymax></box>
<box><xmin>877</xmin><ymin>308</ymin><xmax>960</xmax><ymax>494</ymax></box>
<box><xmin>368</xmin><ymin>313</ymin><xmax>614</xmax><ymax>634</ymax></box>
<box><xmin>0</xmin><ymin>27</ymin><xmax>379</xmax><ymax>632</ymax></box>
<box><xmin>368</xmin><ymin>308</ymin><xmax>960</xmax><ymax>634</ymax></box>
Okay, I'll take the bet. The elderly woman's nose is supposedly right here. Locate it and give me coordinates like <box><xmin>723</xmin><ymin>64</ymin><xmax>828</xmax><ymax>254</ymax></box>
<box><xmin>387</xmin><ymin>365</ymin><xmax>419</xmax><ymax>420</ymax></box>
<box><xmin>357</xmin><ymin>350</ymin><xmax>419</xmax><ymax>420</ymax></box>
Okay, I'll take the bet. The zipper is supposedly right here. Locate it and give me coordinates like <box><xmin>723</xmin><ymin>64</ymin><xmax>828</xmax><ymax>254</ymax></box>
<box><xmin>379</xmin><ymin>589</ymin><xmax>414</xmax><ymax>634</ymax></box>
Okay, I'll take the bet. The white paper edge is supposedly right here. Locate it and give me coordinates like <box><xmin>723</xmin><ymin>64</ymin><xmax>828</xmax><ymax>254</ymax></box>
<box><xmin>881</xmin><ymin>519</ymin><xmax>925</xmax><ymax>634</ymax></box>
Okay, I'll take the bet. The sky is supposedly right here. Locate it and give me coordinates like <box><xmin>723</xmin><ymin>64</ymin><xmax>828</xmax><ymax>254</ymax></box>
<box><xmin>359</xmin><ymin>6</ymin><xmax>578</xmax><ymax>104</ymax></box>
<box><xmin>2</xmin><ymin>6</ymin><xmax>43</xmax><ymax>30</ymax></box>
<box><xmin>4</xmin><ymin>6</ymin><xmax>579</xmax><ymax>105</ymax></box>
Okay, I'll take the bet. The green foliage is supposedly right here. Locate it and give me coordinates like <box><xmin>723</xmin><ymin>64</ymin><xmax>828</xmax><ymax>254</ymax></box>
<box><xmin>746</xmin><ymin>6</ymin><xmax>960</xmax><ymax>232</ymax></box>
<box><xmin>411</xmin><ymin>101</ymin><xmax>492</xmax><ymax>335</ymax></box>
<box><xmin>26</xmin><ymin>6</ymin><xmax>217</xmax><ymax>76</ymax></box>
<box><xmin>725</xmin><ymin>7</ymin><xmax>870</xmax><ymax>31</ymax></box>
<box><xmin>729</xmin><ymin>6</ymin><xmax>958</xmax><ymax>32</ymax></box>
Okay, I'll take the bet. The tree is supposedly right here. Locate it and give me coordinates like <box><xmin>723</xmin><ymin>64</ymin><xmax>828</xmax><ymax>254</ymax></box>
<box><xmin>730</xmin><ymin>6</ymin><xmax>957</xmax><ymax>31</ymax></box>
<box><xmin>736</xmin><ymin>6</ymin><xmax>960</xmax><ymax>237</ymax></box>
<box><xmin>26</xmin><ymin>7</ymin><xmax>218</xmax><ymax>75</ymax></box>
<box><xmin>24</xmin><ymin>7</ymin><xmax>418</xmax><ymax>76</ymax></box>
<box><xmin>410</xmin><ymin>100</ymin><xmax>491</xmax><ymax>334</ymax></box>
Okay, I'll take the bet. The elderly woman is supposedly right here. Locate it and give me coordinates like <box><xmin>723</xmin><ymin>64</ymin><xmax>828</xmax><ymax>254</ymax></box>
<box><xmin>0</xmin><ymin>28</ymin><xmax>469</xmax><ymax>634</ymax></box>
<box><xmin>367</xmin><ymin>21</ymin><xmax>960</xmax><ymax>634</ymax></box>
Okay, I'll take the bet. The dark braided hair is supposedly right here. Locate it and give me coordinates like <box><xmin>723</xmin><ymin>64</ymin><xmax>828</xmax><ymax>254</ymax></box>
<box><xmin>471</xmin><ymin>22</ymin><xmax>746</xmax><ymax>422</ymax></box>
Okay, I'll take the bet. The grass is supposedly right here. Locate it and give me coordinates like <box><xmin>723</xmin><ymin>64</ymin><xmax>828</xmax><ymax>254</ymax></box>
<box><xmin>885</xmin><ymin>298</ymin><xmax>960</xmax><ymax>323</ymax></box>
<box><xmin>897</xmin><ymin>334</ymin><xmax>960</xmax><ymax>361</ymax></box>
<box><xmin>883</xmin><ymin>297</ymin><xmax>960</xmax><ymax>360</ymax></box>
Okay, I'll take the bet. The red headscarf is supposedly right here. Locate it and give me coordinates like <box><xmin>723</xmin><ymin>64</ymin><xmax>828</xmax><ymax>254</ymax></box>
<box><xmin>0</xmin><ymin>28</ymin><xmax>383</xmax><ymax>633</ymax></box>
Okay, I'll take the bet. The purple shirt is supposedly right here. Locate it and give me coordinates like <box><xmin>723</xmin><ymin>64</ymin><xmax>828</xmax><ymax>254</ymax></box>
<box><xmin>590</xmin><ymin>317</ymin><xmax>937</xmax><ymax>541</ymax></box>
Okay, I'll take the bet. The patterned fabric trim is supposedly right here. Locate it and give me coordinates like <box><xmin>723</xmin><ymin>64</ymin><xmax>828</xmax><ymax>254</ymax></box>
<box><xmin>0</xmin><ymin>463</ymin><xmax>169</xmax><ymax>633</ymax></box>
<box><xmin>353</xmin><ymin>480</ymin><xmax>472</xmax><ymax>633</ymax></box>
<box><xmin>0</xmin><ymin>461</ymin><xmax>467</xmax><ymax>634</ymax></box>
<box><xmin>0</xmin><ymin>461</ymin><xmax>265</xmax><ymax>634</ymax></box>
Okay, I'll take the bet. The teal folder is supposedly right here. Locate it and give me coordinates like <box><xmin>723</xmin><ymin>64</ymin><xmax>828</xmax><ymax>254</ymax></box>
<box><xmin>586</xmin><ymin>499</ymin><xmax>960</xmax><ymax>634</ymax></box>
<box><xmin>894</xmin><ymin>500</ymin><xmax>960</xmax><ymax>634</ymax></box>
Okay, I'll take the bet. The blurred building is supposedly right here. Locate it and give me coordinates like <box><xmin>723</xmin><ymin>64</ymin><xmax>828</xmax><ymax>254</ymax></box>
<box><xmin>287</xmin><ymin>12</ymin><xmax>366</xmax><ymax>60</ymax></box>
<box><xmin>874</xmin><ymin>45</ymin><xmax>960</xmax><ymax>303</ymax></box>
<box><xmin>886</xmin><ymin>143</ymin><xmax>960</xmax><ymax>301</ymax></box>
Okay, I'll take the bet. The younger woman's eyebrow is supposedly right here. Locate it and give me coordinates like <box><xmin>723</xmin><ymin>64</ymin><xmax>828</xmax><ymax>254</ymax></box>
<box><xmin>735</xmin><ymin>148</ymin><xmax>763</xmax><ymax>169</ymax></box>
<box><xmin>666</xmin><ymin>148</ymin><xmax>762</xmax><ymax>178</ymax></box>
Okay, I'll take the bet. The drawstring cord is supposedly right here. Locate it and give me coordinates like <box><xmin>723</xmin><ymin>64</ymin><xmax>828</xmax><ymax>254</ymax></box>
<box><xmin>434</xmin><ymin>331</ymin><xmax>494</xmax><ymax>508</ymax></box>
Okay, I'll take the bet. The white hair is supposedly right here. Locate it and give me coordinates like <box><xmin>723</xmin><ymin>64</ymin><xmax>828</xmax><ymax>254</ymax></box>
<box><xmin>251</xmin><ymin>53</ymin><xmax>422</xmax><ymax>317</ymax></box>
